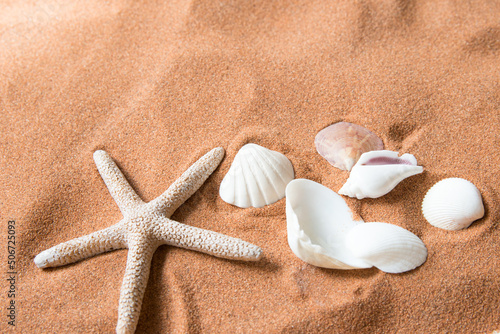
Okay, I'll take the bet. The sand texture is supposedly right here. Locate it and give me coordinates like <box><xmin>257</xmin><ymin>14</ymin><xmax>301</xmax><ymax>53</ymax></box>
<box><xmin>1</xmin><ymin>1</ymin><xmax>500</xmax><ymax>333</ymax></box>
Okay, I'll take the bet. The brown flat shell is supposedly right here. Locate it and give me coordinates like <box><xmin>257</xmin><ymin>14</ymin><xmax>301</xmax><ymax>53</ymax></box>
<box><xmin>315</xmin><ymin>122</ymin><xmax>384</xmax><ymax>171</ymax></box>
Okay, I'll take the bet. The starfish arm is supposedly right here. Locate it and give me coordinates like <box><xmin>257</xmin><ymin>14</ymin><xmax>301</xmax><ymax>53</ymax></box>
<box><xmin>116</xmin><ymin>240</ymin><xmax>156</xmax><ymax>334</ymax></box>
<box><xmin>94</xmin><ymin>150</ymin><xmax>145</xmax><ymax>214</ymax></box>
<box><xmin>34</xmin><ymin>224</ymin><xmax>127</xmax><ymax>268</ymax></box>
<box><xmin>156</xmin><ymin>218</ymin><xmax>262</xmax><ymax>261</ymax></box>
<box><xmin>147</xmin><ymin>147</ymin><xmax>225</xmax><ymax>217</ymax></box>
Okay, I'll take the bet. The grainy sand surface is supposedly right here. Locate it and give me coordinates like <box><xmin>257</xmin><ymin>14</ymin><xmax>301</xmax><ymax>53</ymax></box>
<box><xmin>1</xmin><ymin>1</ymin><xmax>499</xmax><ymax>333</ymax></box>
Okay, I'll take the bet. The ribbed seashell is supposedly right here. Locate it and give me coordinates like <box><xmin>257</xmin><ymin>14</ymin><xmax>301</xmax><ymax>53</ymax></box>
<box><xmin>339</xmin><ymin>150</ymin><xmax>423</xmax><ymax>199</ymax></box>
<box><xmin>285</xmin><ymin>179</ymin><xmax>371</xmax><ymax>269</ymax></box>
<box><xmin>345</xmin><ymin>222</ymin><xmax>428</xmax><ymax>274</ymax></box>
<box><xmin>421</xmin><ymin>178</ymin><xmax>484</xmax><ymax>230</ymax></box>
<box><xmin>315</xmin><ymin>122</ymin><xmax>384</xmax><ymax>171</ymax></box>
<box><xmin>219</xmin><ymin>143</ymin><xmax>294</xmax><ymax>208</ymax></box>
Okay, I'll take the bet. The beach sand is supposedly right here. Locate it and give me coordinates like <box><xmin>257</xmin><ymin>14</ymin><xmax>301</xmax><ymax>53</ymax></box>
<box><xmin>1</xmin><ymin>1</ymin><xmax>499</xmax><ymax>333</ymax></box>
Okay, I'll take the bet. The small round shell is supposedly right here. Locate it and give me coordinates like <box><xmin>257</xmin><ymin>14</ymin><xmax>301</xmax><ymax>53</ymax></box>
<box><xmin>315</xmin><ymin>122</ymin><xmax>384</xmax><ymax>171</ymax></box>
<box><xmin>345</xmin><ymin>222</ymin><xmax>428</xmax><ymax>274</ymax></box>
<box><xmin>219</xmin><ymin>144</ymin><xmax>294</xmax><ymax>208</ymax></box>
<box><xmin>422</xmin><ymin>178</ymin><xmax>484</xmax><ymax>230</ymax></box>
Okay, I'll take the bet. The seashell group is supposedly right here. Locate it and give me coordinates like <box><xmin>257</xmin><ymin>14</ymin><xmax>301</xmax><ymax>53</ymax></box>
<box><xmin>286</xmin><ymin>179</ymin><xmax>427</xmax><ymax>273</ymax></box>
<box><xmin>339</xmin><ymin>150</ymin><xmax>423</xmax><ymax>199</ymax></box>
<box><xmin>219</xmin><ymin>143</ymin><xmax>294</xmax><ymax>208</ymax></box>
<box><xmin>422</xmin><ymin>178</ymin><xmax>484</xmax><ymax>230</ymax></box>
<box><xmin>219</xmin><ymin>124</ymin><xmax>484</xmax><ymax>277</ymax></box>
<box><xmin>315</xmin><ymin>122</ymin><xmax>384</xmax><ymax>171</ymax></box>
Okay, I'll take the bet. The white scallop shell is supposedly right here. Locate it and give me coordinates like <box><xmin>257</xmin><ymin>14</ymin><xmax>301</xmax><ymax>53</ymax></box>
<box><xmin>315</xmin><ymin>122</ymin><xmax>384</xmax><ymax>171</ymax></box>
<box><xmin>219</xmin><ymin>143</ymin><xmax>294</xmax><ymax>208</ymax></box>
<box><xmin>422</xmin><ymin>178</ymin><xmax>484</xmax><ymax>230</ymax></box>
<box><xmin>286</xmin><ymin>179</ymin><xmax>371</xmax><ymax>269</ymax></box>
<box><xmin>345</xmin><ymin>222</ymin><xmax>428</xmax><ymax>274</ymax></box>
<box><xmin>339</xmin><ymin>150</ymin><xmax>423</xmax><ymax>199</ymax></box>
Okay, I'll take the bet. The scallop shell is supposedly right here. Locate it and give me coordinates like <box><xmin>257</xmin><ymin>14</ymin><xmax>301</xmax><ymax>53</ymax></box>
<box><xmin>421</xmin><ymin>178</ymin><xmax>484</xmax><ymax>230</ymax></box>
<box><xmin>339</xmin><ymin>150</ymin><xmax>423</xmax><ymax>199</ymax></box>
<box><xmin>315</xmin><ymin>122</ymin><xmax>384</xmax><ymax>171</ymax></box>
<box><xmin>345</xmin><ymin>222</ymin><xmax>428</xmax><ymax>274</ymax></box>
<box><xmin>285</xmin><ymin>179</ymin><xmax>371</xmax><ymax>269</ymax></box>
<box><xmin>219</xmin><ymin>143</ymin><xmax>294</xmax><ymax>208</ymax></box>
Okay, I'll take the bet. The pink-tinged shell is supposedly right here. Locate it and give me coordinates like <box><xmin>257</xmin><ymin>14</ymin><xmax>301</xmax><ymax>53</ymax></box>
<box><xmin>315</xmin><ymin>122</ymin><xmax>384</xmax><ymax>171</ymax></box>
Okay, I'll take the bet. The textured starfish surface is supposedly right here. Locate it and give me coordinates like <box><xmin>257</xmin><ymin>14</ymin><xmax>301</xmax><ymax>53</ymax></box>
<box><xmin>34</xmin><ymin>147</ymin><xmax>262</xmax><ymax>334</ymax></box>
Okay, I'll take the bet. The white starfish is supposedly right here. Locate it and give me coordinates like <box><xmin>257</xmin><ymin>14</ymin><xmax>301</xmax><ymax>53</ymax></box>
<box><xmin>34</xmin><ymin>147</ymin><xmax>262</xmax><ymax>334</ymax></box>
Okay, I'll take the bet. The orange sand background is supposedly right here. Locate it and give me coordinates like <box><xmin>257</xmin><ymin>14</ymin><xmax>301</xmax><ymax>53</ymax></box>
<box><xmin>1</xmin><ymin>1</ymin><xmax>500</xmax><ymax>333</ymax></box>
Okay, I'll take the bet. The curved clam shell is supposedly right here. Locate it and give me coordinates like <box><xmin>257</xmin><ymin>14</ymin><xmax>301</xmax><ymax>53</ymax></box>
<box><xmin>315</xmin><ymin>122</ymin><xmax>383</xmax><ymax>171</ymax></box>
<box><xmin>422</xmin><ymin>178</ymin><xmax>484</xmax><ymax>230</ymax></box>
<box><xmin>219</xmin><ymin>143</ymin><xmax>294</xmax><ymax>208</ymax></box>
<box><xmin>345</xmin><ymin>222</ymin><xmax>428</xmax><ymax>274</ymax></box>
<box><xmin>285</xmin><ymin>179</ymin><xmax>371</xmax><ymax>269</ymax></box>
<box><xmin>339</xmin><ymin>150</ymin><xmax>423</xmax><ymax>199</ymax></box>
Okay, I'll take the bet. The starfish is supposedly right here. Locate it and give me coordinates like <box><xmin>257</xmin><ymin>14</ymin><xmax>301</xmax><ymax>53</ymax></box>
<box><xmin>34</xmin><ymin>147</ymin><xmax>262</xmax><ymax>334</ymax></box>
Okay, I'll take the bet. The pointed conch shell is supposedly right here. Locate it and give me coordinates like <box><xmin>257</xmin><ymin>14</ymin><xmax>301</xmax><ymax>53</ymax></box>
<box><xmin>422</xmin><ymin>178</ymin><xmax>484</xmax><ymax>230</ymax></box>
<box><xmin>315</xmin><ymin>122</ymin><xmax>384</xmax><ymax>171</ymax></box>
<box><xmin>345</xmin><ymin>222</ymin><xmax>428</xmax><ymax>274</ymax></box>
<box><xmin>285</xmin><ymin>179</ymin><xmax>371</xmax><ymax>269</ymax></box>
<box><xmin>339</xmin><ymin>150</ymin><xmax>423</xmax><ymax>199</ymax></box>
<box><xmin>285</xmin><ymin>179</ymin><xmax>427</xmax><ymax>273</ymax></box>
<box><xmin>219</xmin><ymin>143</ymin><xmax>294</xmax><ymax>208</ymax></box>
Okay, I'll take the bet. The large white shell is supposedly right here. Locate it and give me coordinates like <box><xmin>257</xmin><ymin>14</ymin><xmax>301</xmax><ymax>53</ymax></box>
<box><xmin>339</xmin><ymin>150</ymin><xmax>423</xmax><ymax>199</ymax></box>
<box><xmin>315</xmin><ymin>122</ymin><xmax>384</xmax><ymax>171</ymax></box>
<box><xmin>219</xmin><ymin>143</ymin><xmax>294</xmax><ymax>208</ymax></box>
<box><xmin>285</xmin><ymin>179</ymin><xmax>371</xmax><ymax>269</ymax></box>
<box><xmin>345</xmin><ymin>222</ymin><xmax>427</xmax><ymax>274</ymax></box>
<box><xmin>286</xmin><ymin>179</ymin><xmax>427</xmax><ymax>273</ymax></box>
<box><xmin>422</xmin><ymin>178</ymin><xmax>484</xmax><ymax>230</ymax></box>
